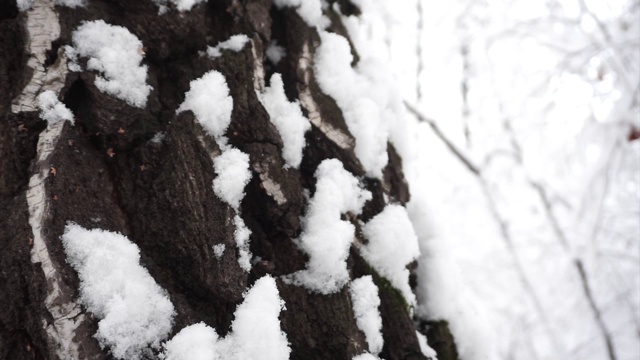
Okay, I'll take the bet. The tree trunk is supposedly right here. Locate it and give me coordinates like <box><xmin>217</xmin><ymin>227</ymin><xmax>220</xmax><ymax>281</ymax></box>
<box><xmin>0</xmin><ymin>1</ymin><xmax>455</xmax><ymax>359</ymax></box>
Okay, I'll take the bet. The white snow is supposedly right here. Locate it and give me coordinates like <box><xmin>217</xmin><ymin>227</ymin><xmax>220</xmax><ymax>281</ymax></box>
<box><xmin>314</xmin><ymin>32</ymin><xmax>390</xmax><ymax>178</ymax></box>
<box><xmin>212</xmin><ymin>148</ymin><xmax>252</xmax><ymax>210</ymax></box>
<box><xmin>177</xmin><ymin>70</ymin><xmax>233</xmax><ymax>143</ymax></box>
<box><xmin>273</xmin><ymin>0</ymin><xmax>330</xmax><ymax>29</ymax></box>
<box><xmin>66</xmin><ymin>20</ymin><xmax>151</xmax><ymax>108</ymax></box>
<box><xmin>408</xmin><ymin>196</ymin><xmax>495</xmax><ymax>360</ymax></box>
<box><xmin>233</xmin><ymin>214</ymin><xmax>252</xmax><ymax>272</ymax></box>
<box><xmin>163</xmin><ymin>276</ymin><xmax>290</xmax><ymax>360</ymax></box>
<box><xmin>207</xmin><ymin>35</ymin><xmax>250</xmax><ymax>58</ymax></box>
<box><xmin>416</xmin><ymin>330</ymin><xmax>438</xmax><ymax>359</ymax></box>
<box><xmin>55</xmin><ymin>0</ymin><xmax>85</xmax><ymax>8</ymax></box>
<box><xmin>37</xmin><ymin>90</ymin><xmax>74</xmax><ymax>127</ymax></box>
<box><xmin>349</xmin><ymin>276</ymin><xmax>383</xmax><ymax>355</ymax></box>
<box><xmin>213</xmin><ymin>244</ymin><xmax>226</xmax><ymax>260</ymax></box>
<box><xmin>284</xmin><ymin>159</ymin><xmax>372</xmax><ymax>294</ymax></box>
<box><xmin>266</xmin><ymin>41</ymin><xmax>286</xmax><ymax>65</ymax></box>
<box><xmin>352</xmin><ymin>353</ymin><xmax>381</xmax><ymax>360</ymax></box>
<box><xmin>61</xmin><ymin>223</ymin><xmax>175</xmax><ymax>360</ymax></box>
<box><xmin>258</xmin><ymin>73</ymin><xmax>311</xmax><ymax>168</ymax></box>
<box><xmin>360</xmin><ymin>204</ymin><xmax>421</xmax><ymax>306</ymax></box>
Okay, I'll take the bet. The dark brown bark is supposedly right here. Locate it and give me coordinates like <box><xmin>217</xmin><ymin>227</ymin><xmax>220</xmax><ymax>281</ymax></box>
<box><xmin>0</xmin><ymin>0</ymin><xmax>457</xmax><ymax>359</ymax></box>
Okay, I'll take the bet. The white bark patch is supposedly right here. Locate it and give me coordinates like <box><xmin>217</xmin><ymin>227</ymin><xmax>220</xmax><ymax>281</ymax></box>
<box><xmin>251</xmin><ymin>38</ymin><xmax>266</xmax><ymax>93</ymax></box>
<box><xmin>12</xmin><ymin>0</ymin><xmax>62</xmax><ymax>113</ymax></box>
<box><xmin>28</xmin><ymin>120</ymin><xmax>86</xmax><ymax>360</ymax></box>
<box><xmin>297</xmin><ymin>42</ymin><xmax>354</xmax><ymax>150</ymax></box>
<box><xmin>259</xmin><ymin>173</ymin><xmax>287</xmax><ymax>206</ymax></box>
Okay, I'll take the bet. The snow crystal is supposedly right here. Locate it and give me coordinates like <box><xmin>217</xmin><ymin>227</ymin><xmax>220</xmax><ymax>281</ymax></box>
<box><xmin>37</xmin><ymin>90</ymin><xmax>74</xmax><ymax>127</ymax></box>
<box><xmin>177</xmin><ymin>70</ymin><xmax>233</xmax><ymax>142</ymax></box>
<box><xmin>258</xmin><ymin>73</ymin><xmax>311</xmax><ymax>168</ymax></box>
<box><xmin>416</xmin><ymin>330</ymin><xmax>438</xmax><ymax>359</ymax></box>
<box><xmin>67</xmin><ymin>20</ymin><xmax>151</xmax><ymax>108</ymax></box>
<box><xmin>349</xmin><ymin>276</ymin><xmax>383</xmax><ymax>355</ymax></box>
<box><xmin>314</xmin><ymin>32</ymin><xmax>390</xmax><ymax>178</ymax></box>
<box><xmin>61</xmin><ymin>223</ymin><xmax>175</xmax><ymax>360</ymax></box>
<box><xmin>207</xmin><ymin>35</ymin><xmax>250</xmax><ymax>58</ymax></box>
<box><xmin>361</xmin><ymin>204</ymin><xmax>420</xmax><ymax>306</ymax></box>
<box><xmin>266</xmin><ymin>41</ymin><xmax>286</xmax><ymax>65</ymax></box>
<box><xmin>212</xmin><ymin>148</ymin><xmax>252</xmax><ymax>210</ymax></box>
<box><xmin>55</xmin><ymin>0</ymin><xmax>85</xmax><ymax>8</ymax></box>
<box><xmin>213</xmin><ymin>244</ymin><xmax>226</xmax><ymax>260</ymax></box>
<box><xmin>233</xmin><ymin>214</ymin><xmax>252</xmax><ymax>272</ymax></box>
<box><xmin>284</xmin><ymin>159</ymin><xmax>372</xmax><ymax>294</ymax></box>
<box><xmin>272</xmin><ymin>0</ymin><xmax>329</xmax><ymax>29</ymax></box>
<box><xmin>163</xmin><ymin>276</ymin><xmax>290</xmax><ymax>360</ymax></box>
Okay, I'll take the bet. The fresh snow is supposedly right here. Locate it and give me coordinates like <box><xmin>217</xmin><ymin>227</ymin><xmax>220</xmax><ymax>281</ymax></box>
<box><xmin>266</xmin><ymin>41</ymin><xmax>286</xmax><ymax>65</ymax></box>
<box><xmin>177</xmin><ymin>70</ymin><xmax>233</xmax><ymax>143</ymax></box>
<box><xmin>213</xmin><ymin>244</ymin><xmax>226</xmax><ymax>260</ymax></box>
<box><xmin>37</xmin><ymin>90</ymin><xmax>74</xmax><ymax>127</ymax></box>
<box><xmin>349</xmin><ymin>276</ymin><xmax>383</xmax><ymax>355</ymax></box>
<box><xmin>272</xmin><ymin>0</ymin><xmax>330</xmax><ymax>29</ymax></box>
<box><xmin>212</xmin><ymin>148</ymin><xmax>252</xmax><ymax>210</ymax></box>
<box><xmin>416</xmin><ymin>330</ymin><xmax>438</xmax><ymax>359</ymax></box>
<box><xmin>233</xmin><ymin>214</ymin><xmax>252</xmax><ymax>272</ymax></box>
<box><xmin>284</xmin><ymin>159</ymin><xmax>372</xmax><ymax>294</ymax></box>
<box><xmin>361</xmin><ymin>204</ymin><xmax>421</xmax><ymax>306</ymax></box>
<box><xmin>163</xmin><ymin>276</ymin><xmax>290</xmax><ymax>360</ymax></box>
<box><xmin>66</xmin><ymin>20</ymin><xmax>151</xmax><ymax>108</ymax></box>
<box><xmin>314</xmin><ymin>32</ymin><xmax>390</xmax><ymax>178</ymax></box>
<box><xmin>61</xmin><ymin>223</ymin><xmax>175</xmax><ymax>360</ymax></box>
<box><xmin>207</xmin><ymin>34</ymin><xmax>250</xmax><ymax>58</ymax></box>
<box><xmin>258</xmin><ymin>73</ymin><xmax>311</xmax><ymax>168</ymax></box>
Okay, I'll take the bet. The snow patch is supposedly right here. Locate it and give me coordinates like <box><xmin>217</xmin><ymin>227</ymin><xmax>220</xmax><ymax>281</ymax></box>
<box><xmin>66</xmin><ymin>20</ymin><xmax>151</xmax><ymax>108</ymax></box>
<box><xmin>233</xmin><ymin>214</ymin><xmax>252</xmax><ymax>272</ymax></box>
<box><xmin>349</xmin><ymin>276</ymin><xmax>383</xmax><ymax>355</ymax></box>
<box><xmin>352</xmin><ymin>353</ymin><xmax>381</xmax><ymax>360</ymax></box>
<box><xmin>212</xmin><ymin>148</ymin><xmax>252</xmax><ymax>210</ymax></box>
<box><xmin>284</xmin><ymin>159</ymin><xmax>371</xmax><ymax>294</ymax></box>
<box><xmin>163</xmin><ymin>276</ymin><xmax>290</xmax><ymax>360</ymax></box>
<box><xmin>37</xmin><ymin>90</ymin><xmax>74</xmax><ymax>127</ymax></box>
<box><xmin>177</xmin><ymin>70</ymin><xmax>233</xmax><ymax>143</ymax></box>
<box><xmin>314</xmin><ymin>32</ymin><xmax>391</xmax><ymax>178</ymax></box>
<box><xmin>416</xmin><ymin>330</ymin><xmax>438</xmax><ymax>359</ymax></box>
<box><xmin>61</xmin><ymin>224</ymin><xmax>175</xmax><ymax>360</ymax></box>
<box><xmin>17</xmin><ymin>0</ymin><xmax>33</xmax><ymax>11</ymax></box>
<box><xmin>213</xmin><ymin>244</ymin><xmax>226</xmax><ymax>260</ymax></box>
<box><xmin>273</xmin><ymin>0</ymin><xmax>330</xmax><ymax>29</ymax></box>
<box><xmin>361</xmin><ymin>204</ymin><xmax>420</xmax><ymax>306</ymax></box>
<box><xmin>258</xmin><ymin>73</ymin><xmax>311</xmax><ymax>168</ymax></box>
<box><xmin>207</xmin><ymin>35</ymin><xmax>250</xmax><ymax>58</ymax></box>
<box><xmin>266</xmin><ymin>41</ymin><xmax>286</xmax><ymax>65</ymax></box>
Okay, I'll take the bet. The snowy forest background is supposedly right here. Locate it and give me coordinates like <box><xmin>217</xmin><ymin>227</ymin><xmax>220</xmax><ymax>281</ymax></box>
<box><xmin>383</xmin><ymin>0</ymin><xmax>639</xmax><ymax>359</ymax></box>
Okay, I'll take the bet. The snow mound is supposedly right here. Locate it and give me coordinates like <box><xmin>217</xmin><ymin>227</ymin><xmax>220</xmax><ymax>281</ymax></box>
<box><xmin>258</xmin><ymin>73</ymin><xmax>311</xmax><ymax>168</ymax></box>
<box><xmin>285</xmin><ymin>159</ymin><xmax>372</xmax><ymax>294</ymax></box>
<box><xmin>207</xmin><ymin>35</ymin><xmax>250</xmax><ymax>58</ymax></box>
<box><xmin>314</xmin><ymin>32</ymin><xmax>390</xmax><ymax>178</ymax></box>
<box><xmin>66</xmin><ymin>20</ymin><xmax>152</xmax><ymax>108</ymax></box>
<box><xmin>177</xmin><ymin>70</ymin><xmax>233</xmax><ymax>143</ymax></box>
<box><xmin>361</xmin><ymin>204</ymin><xmax>420</xmax><ymax>306</ymax></box>
<box><xmin>416</xmin><ymin>330</ymin><xmax>438</xmax><ymax>359</ymax></box>
<box><xmin>163</xmin><ymin>276</ymin><xmax>290</xmax><ymax>360</ymax></box>
<box><xmin>61</xmin><ymin>223</ymin><xmax>175</xmax><ymax>360</ymax></box>
<box><xmin>37</xmin><ymin>90</ymin><xmax>74</xmax><ymax>127</ymax></box>
<box><xmin>349</xmin><ymin>276</ymin><xmax>383</xmax><ymax>355</ymax></box>
<box><xmin>212</xmin><ymin>148</ymin><xmax>252</xmax><ymax>210</ymax></box>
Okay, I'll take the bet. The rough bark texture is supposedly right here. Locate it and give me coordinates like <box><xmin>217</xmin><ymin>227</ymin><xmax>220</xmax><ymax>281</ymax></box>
<box><xmin>0</xmin><ymin>0</ymin><xmax>458</xmax><ymax>359</ymax></box>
